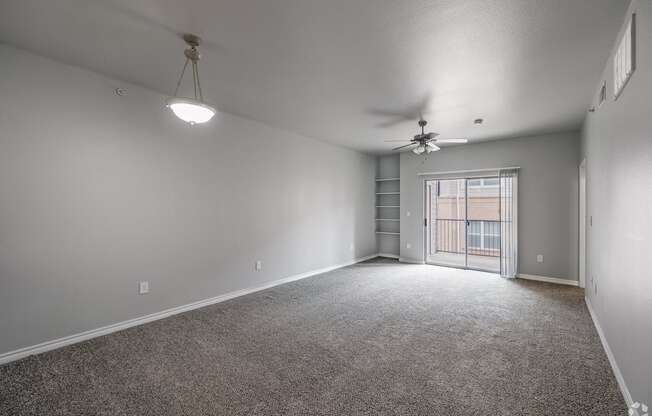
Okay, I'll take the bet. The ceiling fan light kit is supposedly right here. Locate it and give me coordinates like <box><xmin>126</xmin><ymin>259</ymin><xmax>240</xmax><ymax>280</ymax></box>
<box><xmin>412</xmin><ymin>145</ymin><xmax>425</xmax><ymax>155</ymax></box>
<box><xmin>166</xmin><ymin>34</ymin><xmax>216</xmax><ymax>125</ymax></box>
<box><xmin>427</xmin><ymin>142</ymin><xmax>440</xmax><ymax>151</ymax></box>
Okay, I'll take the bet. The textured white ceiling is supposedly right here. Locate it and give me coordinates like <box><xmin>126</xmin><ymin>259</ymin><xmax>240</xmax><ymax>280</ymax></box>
<box><xmin>0</xmin><ymin>0</ymin><xmax>629</xmax><ymax>153</ymax></box>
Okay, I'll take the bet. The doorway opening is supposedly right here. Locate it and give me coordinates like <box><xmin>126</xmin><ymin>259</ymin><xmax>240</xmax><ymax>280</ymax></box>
<box><xmin>425</xmin><ymin>177</ymin><xmax>501</xmax><ymax>273</ymax></box>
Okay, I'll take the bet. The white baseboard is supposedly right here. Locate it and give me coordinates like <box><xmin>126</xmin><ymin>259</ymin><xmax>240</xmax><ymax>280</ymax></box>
<box><xmin>377</xmin><ymin>253</ymin><xmax>399</xmax><ymax>259</ymax></box>
<box><xmin>0</xmin><ymin>253</ymin><xmax>378</xmax><ymax>365</ymax></box>
<box><xmin>518</xmin><ymin>273</ymin><xmax>579</xmax><ymax>286</ymax></box>
<box><xmin>399</xmin><ymin>257</ymin><xmax>425</xmax><ymax>264</ymax></box>
<box><xmin>584</xmin><ymin>296</ymin><xmax>632</xmax><ymax>406</ymax></box>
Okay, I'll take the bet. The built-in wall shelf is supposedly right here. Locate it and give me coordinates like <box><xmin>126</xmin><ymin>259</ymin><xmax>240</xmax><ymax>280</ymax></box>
<box><xmin>376</xmin><ymin>156</ymin><xmax>401</xmax><ymax>255</ymax></box>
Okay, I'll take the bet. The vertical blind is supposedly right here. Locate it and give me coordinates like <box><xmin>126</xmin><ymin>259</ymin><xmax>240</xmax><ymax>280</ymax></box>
<box><xmin>499</xmin><ymin>169</ymin><xmax>518</xmax><ymax>278</ymax></box>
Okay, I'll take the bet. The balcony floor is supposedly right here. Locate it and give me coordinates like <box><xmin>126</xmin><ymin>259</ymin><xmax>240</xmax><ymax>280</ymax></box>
<box><xmin>427</xmin><ymin>251</ymin><xmax>500</xmax><ymax>273</ymax></box>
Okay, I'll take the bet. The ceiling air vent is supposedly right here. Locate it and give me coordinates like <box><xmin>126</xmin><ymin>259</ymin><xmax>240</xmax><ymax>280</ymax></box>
<box><xmin>614</xmin><ymin>13</ymin><xmax>636</xmax><ymax>99</ymax></box>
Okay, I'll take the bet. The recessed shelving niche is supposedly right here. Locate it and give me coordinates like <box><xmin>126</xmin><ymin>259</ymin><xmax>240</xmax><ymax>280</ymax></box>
<box><xmin>375</xmin><ymin>155</ymin><xmax>400</xmax><ymax>257</ymax></box>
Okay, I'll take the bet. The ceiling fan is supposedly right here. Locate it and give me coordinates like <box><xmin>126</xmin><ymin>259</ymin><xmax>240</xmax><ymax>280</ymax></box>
<box><xmin>385</xmin><ymin>119</ymin><xmax>468</xmax><ymax>154</ymax></box>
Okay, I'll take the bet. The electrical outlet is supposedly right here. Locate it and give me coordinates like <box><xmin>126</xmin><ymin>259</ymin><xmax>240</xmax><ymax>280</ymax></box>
<box><xmin>139</xmin><ymin>281</ymin><xmax>149</xmax><ymax>295</ymax></box>
<box><xmin>537</xmin><ymin>254</ymin><xmax>544</xmax><ymax>263</ymax></box>
<box><xmin>406</xmin><ymin>243</ymin><xmax>412</xmax><ymax>249</ymax></box>
<box><xmin>406</xmin><ymin>211</ymin><xmax>411</xmax><ymax>217</ymax></box>
<box><xmin>255</xmin><ymin>260</ymin><xmax>262</xmax><ymax>271</ymax></box>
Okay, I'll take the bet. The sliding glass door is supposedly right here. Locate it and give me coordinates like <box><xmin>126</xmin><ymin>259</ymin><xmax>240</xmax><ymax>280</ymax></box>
<box><xmin>466</xmin><ymin>178</ymin><xmax>500</xmax><ymax>271</ymax></box>
<box><xmin>425</xmin><ymin>179</ymin><xmax>467</xmax><ymax>268</ymax></box>
<box><xmin>425</xmin><ymin>177</ymin><xmax>501</xmax><ymax>273</ymax></box>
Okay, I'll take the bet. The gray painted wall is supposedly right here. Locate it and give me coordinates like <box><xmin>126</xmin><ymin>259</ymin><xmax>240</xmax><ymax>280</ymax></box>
<box><xmin>581</xmin><ymin>0</ymin><xmax>652</xmax><ymax>405</ymax></box>
<box><xmin>0</xmin><ymin>44</ymin><xmax>376</xmax><ymax>355</ymax></box>
<box><xmin>400</xmin><ymin>132</ymin><xmax>580</xmax><ymax>281</ymax></box>
<box><xmin>376</xmin><ymin>154</ymin><xmax>400</xmax><ymax>180</ymax></box>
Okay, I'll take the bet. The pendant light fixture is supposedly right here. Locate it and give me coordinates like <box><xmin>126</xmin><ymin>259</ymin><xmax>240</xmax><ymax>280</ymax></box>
<box><xmin>166</xmin><ymin>34</ymin><xmax>216</xmax><ymax>125</ymax></box>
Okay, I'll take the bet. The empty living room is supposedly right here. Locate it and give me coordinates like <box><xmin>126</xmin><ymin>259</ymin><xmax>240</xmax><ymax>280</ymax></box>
<box><xmin>1</xmin><ymin>0</ymin><xmax>651</xmax><ymax>415</ymax></box>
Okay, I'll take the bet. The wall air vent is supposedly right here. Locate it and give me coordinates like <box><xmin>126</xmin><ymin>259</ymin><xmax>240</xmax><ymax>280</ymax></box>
<box><xmin>614</xmin><ymin>13</ymin><xmax>636</xmax><ymax>99</ymax></box>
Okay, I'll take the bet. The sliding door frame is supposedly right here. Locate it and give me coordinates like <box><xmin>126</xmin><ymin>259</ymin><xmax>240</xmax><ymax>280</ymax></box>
<box><xmin>422</xmin><ymin>173</ymin><xmax>502</xmax><ymax>273</ymax></box>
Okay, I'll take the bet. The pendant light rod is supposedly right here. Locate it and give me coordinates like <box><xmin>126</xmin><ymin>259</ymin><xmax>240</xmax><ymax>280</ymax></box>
<box><xmin>194</xmin><ymin>60</ymin><xmax>204</xmax><ymax>102</ymax></box>
<box><xmin>173</xmin><ymin>58</ymin><xmax>190</xmax><ymax>98</ymax></box>
<box><xmin>172</xmin><ymin>34</ymin><xmax>206</xmax><ymax>102</ymax></box>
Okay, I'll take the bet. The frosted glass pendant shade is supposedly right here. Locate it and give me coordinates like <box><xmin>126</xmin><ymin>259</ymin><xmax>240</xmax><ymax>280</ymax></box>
<box><xmin>166</xmin><ymin>98</ymin><xmax>215</xmax><ymax>124</ymax></box>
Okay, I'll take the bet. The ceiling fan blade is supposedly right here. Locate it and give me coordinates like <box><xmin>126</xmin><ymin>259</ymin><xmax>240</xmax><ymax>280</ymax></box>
<box><xmin>376</xmin><ymin>118</ymin><xmax>414</xmax><ymax>128</ymax></box>
<box><xmin>427</xmin><ymin>132</ymin><xmax>440</xmax><ymax>139</ymax></box>
<box><xmin>384</xmin><ymin>139</ymin><xmax>413</xmax><ymax>142</ymax></box>
<box><xmin>392</xmin><ymin>143</ymin><xmax>418</xmax><ymax>151</ymax></box>
<box><xmin>369</xmin><ymin>110</ymin><xmax>414</xmax><ymax>128</ymax></box>
<box><xmin>435</xmin><ymin>138</ymin><xmax>468</xmax><ymax>144</ymax></box>
<box><xmin>369</xmin><ymin>93</ymin><xmax>432</xmax><ymax>127</ymax></box>
<box><xmin>415</xmin><ymin>94</ymin><xmax>430</xmax><ymax>121</ymax></box>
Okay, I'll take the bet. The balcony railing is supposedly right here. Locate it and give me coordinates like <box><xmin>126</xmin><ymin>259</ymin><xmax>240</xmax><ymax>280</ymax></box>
<box><xmin>433</xmin><ymin>219</ymin><xmax>500</xmax><ymax>257</ymax></box>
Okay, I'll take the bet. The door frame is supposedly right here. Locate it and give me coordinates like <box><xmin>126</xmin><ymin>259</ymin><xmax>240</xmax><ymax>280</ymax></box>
<box><xmin>423</xmin><ymin>176</ymin><xmax>501</xmax><ymax>273</ymax></box>
<box><xmin>579</xmin><ymin>159</ymin><xmax>587</xmax><ymax>288</ymax></box>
